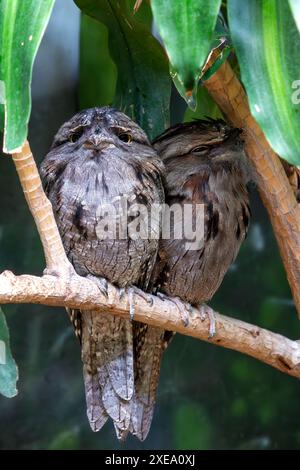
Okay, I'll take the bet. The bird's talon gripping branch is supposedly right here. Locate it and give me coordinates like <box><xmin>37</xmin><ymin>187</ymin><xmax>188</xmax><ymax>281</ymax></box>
<box><xmin>199</xmin><ymin>304</ymin><xmax>216</xmax><ymax>339</ymax></box>
<box><xmin>86</xmin><ymin>274</ymin><xmax>108</xmax><ymax>298</ymax></box>
<box><xmin>156</xmin><ymin>291</ymin><xmax>167</xmax><ymax>301</ymax></box>
<box><xmin>128</xmin><ymin>287</ymin><xmax>136</xmax><ymax>320</ymax></box>
<box><xmin>179</xmin><ymin>301</ymin><xmax>191</xmax><ymax>327</ymax></box>
<box><xmin>126</xmin><ymin>286</ymin><xmax>154</xmax><ymax>319</ymax></box>
<box><xmin>118</xmin><ymin>287</ymin><xmax>126</xmax><ymax>301</ymax></box>
<box><xmin>165</xmin><ymin>296</ymin><xmax>191</xmax><ymax>327</ymax></box>
<box><xmin>155</xmin><ymin>292</ymin><xmax>190</xmax><ymax>325</ymax></box>
<box><xmin>133</xmin><ymin>286</ymin><xmax>154</xmax><ymax>306</ymax></box>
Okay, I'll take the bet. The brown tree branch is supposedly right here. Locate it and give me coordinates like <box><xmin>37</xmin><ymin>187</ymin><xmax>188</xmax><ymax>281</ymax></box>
<box><xmin>203</xmin><ymin>60</ymin><xmax>300</xmax><ymax>317</ymax></box>
<box><xmin>12</xmin><ymin>141</ymin><xmax>74</xmax><ymax>276</ymax></box>
<box><xmin>280</xmin><ymin>159</ymin><xmax>300</xmax><ymax>203</ymax></box>
<box><xmin>1</xmin><ymin>269</ymin><xmax>300</xmax><ymax>380</ymax></box>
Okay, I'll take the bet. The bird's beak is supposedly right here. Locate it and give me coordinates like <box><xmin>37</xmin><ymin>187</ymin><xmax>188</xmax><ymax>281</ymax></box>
<box><xmin>84</xmin><ymin>139</ymin><xmax>115</xmax><ymax>151</ymax></box>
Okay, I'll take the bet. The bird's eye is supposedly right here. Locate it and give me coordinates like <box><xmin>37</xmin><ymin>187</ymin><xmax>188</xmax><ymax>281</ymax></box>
<box><xmin>119</xmin><ymin>133</ymin><xmax>132</xmax><ymax>144</ymax></box>
<box><xmin>69</xmin><ymin>128</ymin><xmax>84</xmax><ymax>143</ymax></box>
<box><xmin>193</xmin><ymin>146</ymin><xmax>209</xmax><ymax>153</ymax></box>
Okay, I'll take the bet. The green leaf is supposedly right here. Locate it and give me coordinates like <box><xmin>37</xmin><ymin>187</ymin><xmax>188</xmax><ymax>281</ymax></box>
<box><xmin>228</xmin><ymin>0</ymin><xmax>300</xmax><ymax>167</ymax></box>
<box><xmin>0</xmin><ymin>0</ymin><xmax>55</xmax><ymax>153</ymax></box>
<box><xmin>151</xmin><ymin>0</ymin><xmax>221</xmax><ymax>110</ymax></box>
<box><xmin>124</xmin><ymin>0</ymin><xmax>152</xmax><ymax>27</ymax></box>
<box><xmin>75</xmin><ymin>0</ymin><xmax>171</xmax><ymax>140</ymax></box>
<box><xmin>289</xmin><ymin>0</ymin><xmax>300</xmax><ymax>32</ymax></box>
<box><xmin>79</xmin><ymin>13</ymin><xmax>117</xmax><ymax>109</ymax></box>
<box><xmin>0</xmin><ymin>307</ymin><xmax>18</xmax><ymax>398</ymax></box>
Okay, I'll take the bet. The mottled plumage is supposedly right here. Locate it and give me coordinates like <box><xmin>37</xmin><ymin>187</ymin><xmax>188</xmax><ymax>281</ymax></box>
<box><xmin>128</xmin><ymin>119</ymin><xmax>251</xmax><ymax>441</ymax></box>
<box><xmin>152</xmin><ymin>119</ymin><xmax>250</xmax><ymax>306</ymax></box>
<box><xmin>40</xmin><ymin>107</ymin><xmax>165</xmax><ymax>440</ymax></box>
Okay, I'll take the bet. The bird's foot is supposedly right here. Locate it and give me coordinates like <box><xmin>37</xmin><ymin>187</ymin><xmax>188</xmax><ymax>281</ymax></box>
<box><xmin>198</xmin><ymin>304</ymin><xmax>216</xmax><ymax>339</ymax></box>
<box><xmin>86</xmin><ymin>275</ymin><xmax>109</xmax><ymax>298</ymax></box>
<box><xmin>119</xmin><ymin>285</ymin><xmax>153</xmax><ymax>308</ymax></box>
<box><xmin>123</xmin><ymin>286</ymin><xmax>154</xmax><ymax>321</ymax></box>
<box><xmin>157</xmin><ymin>293</ymin><xmax>191</xmax><ymax>327</ymax></box>
<box><xmin>128</xmin><ymin>287</ymin><xmax>136</xmax><ymax>320</ymax></box>
<box><xmin>118</xmin><ymin>288</ymin><xmax>126</xmax><ymax>301</ymax></box>
<box><xmin>133</xmin><ymin>287</ymin><xmax>154</xmax><ymax>307</ymax></box>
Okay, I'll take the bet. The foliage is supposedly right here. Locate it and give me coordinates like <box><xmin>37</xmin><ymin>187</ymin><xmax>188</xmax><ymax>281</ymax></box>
<box><xmin>0</xmin><ymin>307</ymin><xmax>18</xmax><ymax>398</ymax></box>
<box><xmin>0</xmin><ymin>0</ymin><xmax>54</xmax><ymax>153</ymax></box>
<box><xmin>79</xmin><ymin>13</ymin><xmax>116</xmax><ymax>110</ymax></box>
<box><xmin>150</xmin><ymin>0</ymin><xmax>221</xmax><ymax>109</ymax></box>
<box><xmin>0</xmin><ymin>0</ymin><xmax>300</xmax><ymax>450</ymax></box>
<box><xmin>1</xmin><ymin>0</ymin><xmax>300</xmax><ymax>163</ymax></box>
<box><xmin>228</xmin><ymin>0</ymin><xmax>300</xmax><ymax>166</ymax></box>
<box><xmin>75</xmin><ymin>0</ymin><xmax>171</xmax><ymax>140</ymax></box>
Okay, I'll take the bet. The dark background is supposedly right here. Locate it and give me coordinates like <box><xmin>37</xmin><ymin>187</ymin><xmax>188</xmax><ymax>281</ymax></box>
<box><xmin>0</xmin><ymin>0</ymin><xmax>299</xmax><ymax>450</ymax></box>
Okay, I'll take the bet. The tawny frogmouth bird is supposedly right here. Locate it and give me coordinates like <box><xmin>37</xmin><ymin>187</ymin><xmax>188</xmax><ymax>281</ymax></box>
<box><xmin>40</xmin><ymin>107</ymin><xmax>167</xmax><ymax>441</ymax></box>
<box><xmin>151</xmin><ymin>119</ymin><xmax>250</xmax><ymax>331</ymax></box>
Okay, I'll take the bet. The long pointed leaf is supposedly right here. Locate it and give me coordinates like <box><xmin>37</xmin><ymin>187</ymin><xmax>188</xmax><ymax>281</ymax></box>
<box><xmin>229</xmin><ymin>0</ymin><xmax>300</xmax><ymax>166</ymax></box>
<box><xmin>151</xmin><ymin>0</ymin><xmax>221</xmax><ymax>109</ymax></box>
<box><xmin>75</xmin><ymin>0</ymin><xmax>171</xmax><ymax>140</ymax></box>
<box><xmin>0</xmin><ymin>0</ymin><xmax>55</xmax><ymax>153</ymax></box>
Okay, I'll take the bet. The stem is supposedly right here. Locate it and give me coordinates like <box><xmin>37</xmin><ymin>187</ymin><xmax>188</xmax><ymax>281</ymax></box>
<box><xmin>11</xmin><ymin>141</ymin><xmax>73</xmax><ymax>275</ymax></box>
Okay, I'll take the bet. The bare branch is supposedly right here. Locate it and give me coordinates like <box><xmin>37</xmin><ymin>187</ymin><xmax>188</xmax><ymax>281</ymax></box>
<box><xmin>1</xmin><ymin>270</ymin><xmax>300</xmax><ymax>380</ymax></box>
<box><xmin>203</xmin><ymin>60</ymin><xmax>300</xmax><ymax>317</ymax></box>
<box><xmin>11</xmin><ymin>141</ymin><xmax>74</xmax><ymax>276</ymax></box>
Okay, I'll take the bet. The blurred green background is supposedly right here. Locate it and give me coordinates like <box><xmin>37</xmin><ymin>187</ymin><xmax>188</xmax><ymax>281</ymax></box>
<box><xmin>0</xmin><ymin>0</ymin><xmax>300</xmax><ymax>450</ymax></box>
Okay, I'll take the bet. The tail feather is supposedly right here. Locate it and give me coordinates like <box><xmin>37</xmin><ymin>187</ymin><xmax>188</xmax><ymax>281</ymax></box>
<box><xmin>114</xmin><ymin>422</ymin><xmax>129</xmax><ymax>441</ymax></box>
<box><xmin>100</xmin><ymin>368</ymin><xmax>131</xmax><ymax>428</ymax></box>
<box><xmin>130</xmin><ymin>400</ymin><xmax>155</xmax><ymax>441</ymax></box>
<box><xmin>129</xmin><ymin>323</ymin><xmax>168</xmax><ymax>441</ymax></box>
<box><xmin>80</xmin><ymin>310</ymin><xmax>134</xmax><ymax>435</ymax></box>
<box><xmin>83</xmin><ymin>365</ymin><xmax>108</xmax><ymax>431</ymax></box>
<box><xmin>102</xmin><ymin>315</ymin><xmax>134</xmax><ymax>400</ymax></box>
<box><xmin>69</xmin><ymin>308</ymin><xmax>173</xmax><ymax>440</ymax></box>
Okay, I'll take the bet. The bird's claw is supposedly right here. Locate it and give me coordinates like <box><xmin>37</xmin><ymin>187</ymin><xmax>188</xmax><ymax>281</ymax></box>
<box><xmin>128</xmin><ymin>288</ymin><xmax>135</xmax><ymax>321</ymax></box>
<box><xmin>124</xmin><ymin>286</ymin><xmax>154</xmax><ymax>321</ymax></box>
<box><xmin>199</xmin><ymin>304</ymin><xmax>216</xmax><ymax>339</ymax></box>
<box><xmin>118</xmin><ymin>288</ymin><xmax>126</xmax><ymax>301</ymax></box>
<box><xmin>176</xmin><ymin>299</ymin><xmax>191</xmax><ymax>327</ymax></box>
<box><xmin>135</xmin><ymin>287</ymin><xmax>154</xmax><ymax>307</ymax></box>
<box><xmin>86</xmin><ymin>275</ymin><xmax>109</xmax><ymax>298</ymax></box>
<box><xmin>162</xmin><ymin>294</ymin><xmax>191</xmax><ymax>327</ymax></box>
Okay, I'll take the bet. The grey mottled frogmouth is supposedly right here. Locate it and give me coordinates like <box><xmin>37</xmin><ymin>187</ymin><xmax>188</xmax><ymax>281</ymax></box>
<box><xmin>40</xmin><ymin>107</ymin><xmax>166</xmax><ymax>441</ymax></box>
<box><xmin>152</xmin><ymin>119</ymin><xmax>250</xmax><ymax>310</ymax></box>
<box><xmin>129</xmin><ymin>119</ymin><xmax>251</xmax><ymax>441</ymax></box>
